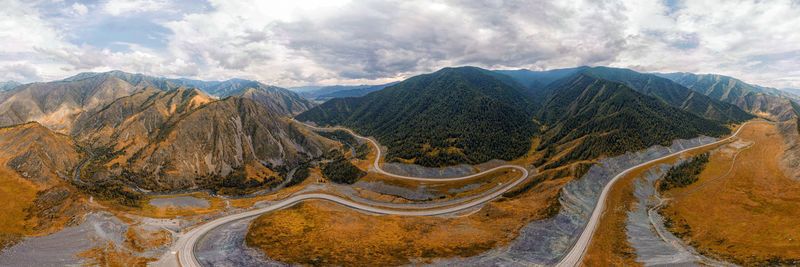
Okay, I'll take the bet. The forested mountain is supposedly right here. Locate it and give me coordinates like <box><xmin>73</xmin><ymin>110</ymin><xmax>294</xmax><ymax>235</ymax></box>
<box><xmin>315</xmin><ymin>82</ymin><xmax>399</xmax><ymax>101</ymax></box>
<box><xmin>536</xmin><ymin>74</ymin><xmax>730</xmax><ymax>168</ymax></box>
<box><xmin>297</xmin><ymin>66</ymin><xmax>538</xmax><ymax>167</ymax></box>
<box><xmin>292</xmin><ymin>82</ymin><xmax>399</xmax><ymax>102</ymax></box>
<box><xmin>582</xmin><ymin>67</ymin><xmax>753</xmax><ymax>123</ymax></box>
<box><xmin>298</xmin><ymin>66</ymin><xmax>741</xmax><ymax>168</ymax></box>
<box><xmin>73</xmin><ymin>88</ymin><xmax>335</xmax><ymax>191</ymax></box>
<box><xmin>494</xmin><ymin>67</ymin><xmax>587</xmax><ymax>105</ymax></box>
<box><xmin>657</xmin><ymin>72</ymin><xmax>800</xmax><ymax>121</ymax></box>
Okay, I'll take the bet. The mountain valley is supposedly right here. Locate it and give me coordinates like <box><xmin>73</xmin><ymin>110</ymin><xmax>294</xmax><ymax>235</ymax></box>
<box><xmin>1</xmin><ymin>65</ymin><xmax>799</xmax><ymax>267</ymax></box>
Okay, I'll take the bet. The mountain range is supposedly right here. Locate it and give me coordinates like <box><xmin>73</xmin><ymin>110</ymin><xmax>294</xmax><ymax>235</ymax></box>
<box><xmin>72</xmin><ymin>88</ymin><xmax>335</xmax><ymax>190</ymax></box>
<box><xmin>657</xmin><ymin>72</ymin><xmax>800</xmax><ymax>121</ymax></box>
<box><xmin>0</xmin><ymin>71</ymin><xmax>313</xmax><ymax>134</ymax></box>
<box><xmin>1</xmin><ymin>65</ymin><xmax>796</xmax><ymax>192</ymax></box>
<box><xmin>297</xmin><ymin>67</ymin><xmax>538</xmax><ymax>167</ymax></box>
<box><xmin>0</xmin><ymin>81</ymin><xmax>20</xmax><ymax>91</ymax></box>
<box><xmin>297</xmin><ymin>66</ymin><xmax>736</xmax><ymax>168</ymax></box>
<box><xmin>292</xmin><ymin>82</ymin><xmax>399</xmax><ymax>102</ymax></box>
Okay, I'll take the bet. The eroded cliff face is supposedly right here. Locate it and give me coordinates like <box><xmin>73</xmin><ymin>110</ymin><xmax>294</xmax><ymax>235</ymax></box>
<box><xmin>228</xmin><ymin>84</ymin><xmax>315</xmax><ymax>116</ymax></box>
<box><xmin>731</xmin><ymin>92</ymin><xmax>798</xmax><ymax>121</ymax></box>
<box><xmin>0</xmin><ymin>74</ymin><xmax>141</xmax><ymax>133</ymax></box>
<box><xmin>72</xmin><ymin>88</ymin><xmax>335</xmax><ymax>190</ymax></box>
<box><xmin>778</xmin><ymin>120</ymin><xmax>800</xmax><ymax>181</ymax></box>
<box><xmin>663</xmin><ymin>73</ymin><xmax>800</xmax><ymax>121</ymax></box>
<box><xmin>0</xmin><ymin>122</ymin><xmax>81</xmax><ymax>185</ymax></box>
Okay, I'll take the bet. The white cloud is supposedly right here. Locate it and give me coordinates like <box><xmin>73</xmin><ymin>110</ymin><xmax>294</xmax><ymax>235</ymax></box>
<box><xmin>70</xmin><ymin>2</ymin><xmax>88</xmax><ymax>16</ymax></box>
<box><xmin>1</xmin><ymin>0</ymin><xmax>800</xmax><ymax>88</ymax></box>
<box><xmin>104</xmin><ymin>0</ymin><xmax>166</xmax><ymax>16</ymax></box>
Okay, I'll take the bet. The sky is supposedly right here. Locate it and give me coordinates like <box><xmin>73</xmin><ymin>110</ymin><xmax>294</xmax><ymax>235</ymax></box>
<box><xmin>1</xmin><ymin>0</ymin><xmax>799</xmax><ymax>88</ymax></box>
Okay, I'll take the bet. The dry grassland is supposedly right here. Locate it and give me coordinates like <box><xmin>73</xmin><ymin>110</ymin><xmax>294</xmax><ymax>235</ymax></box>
<box><xmin>661</xmin><ymin>122</ymin><xmax>800</xmax><ymax>265</ymax></box>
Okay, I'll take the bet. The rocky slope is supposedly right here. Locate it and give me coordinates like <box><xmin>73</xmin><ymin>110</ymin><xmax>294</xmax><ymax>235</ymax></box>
<box><xmin>0</xmin><ymin>73</ymin><xmax>141</xmax><ymax>133</ymax></box>
<box><xmin>658</xmin><ymin>73</ymin><xmax>800</xmax><ymax>121</ymax></box>
<box><xmin>222</xmin><ymin>82</ymin><xmax>314</xmax><ymax>116</ymax></box>
<box><xmin>84</xmin><ymin>72</ymin><xmax>315</xmax><ymax>116</ymax></box>
<box><xmin>583</xmin><ymin>67</ymin><xmax>753</xmax><ymax>123</ymax></box>
<box><xmin>73</xmin><ymin>88</ymin><xmax>335</xmax><ymax>190</ymax></box>
<box><xmin>0</xmin><ymin>71</ymin><xmax>314</xmax><ymax>135</ymax></box>
<box><xmin>0</xmin><ymin>122</ymin><xmax>81</xmax><ymax>185</ymax></box>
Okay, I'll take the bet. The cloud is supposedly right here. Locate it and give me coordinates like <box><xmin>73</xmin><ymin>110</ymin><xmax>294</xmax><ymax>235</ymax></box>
<box><xmin>69</xmin><ymin>2</ymin><xmax>88</xmax><ymax>16</ymax></box>
<box><xmin>104</xmin><ymin>0</ymin><xmax>166</xmax><ymax>16</ymax></box>
<box><xmin>1</xmin><ymin>0</ymin><xmax>800</xmax><ymax>88</ymax></box>
<box><xmin>0</xmin><ymin>63</ymin><xmax>41</xmax><ymax>82</ymax></box>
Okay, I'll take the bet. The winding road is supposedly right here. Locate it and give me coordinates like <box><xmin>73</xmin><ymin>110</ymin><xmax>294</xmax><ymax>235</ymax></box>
<box><xmin>555</xmin><ymin>121</ymin><xmax>755</xmax><ymax>267</ymax></box>
<box><xmin>296</xmin><ymin>120</ymin><xmax>513</xmax><ymax>182</ymax></box>
<box><xmin>171</xmin><ymin>121</ymin><xmax>533</xmax><ymax>267</ymax></box>
<box><xmin>171</xmin><ymin>120</ymin><xmax>757</xmax><ymax>267</ymax></box>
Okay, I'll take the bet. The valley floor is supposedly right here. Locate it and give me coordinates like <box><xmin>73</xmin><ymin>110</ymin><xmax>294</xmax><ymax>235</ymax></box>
<box><xmin>660</xmin><ymin>121</ymin><xmax>800</xmax><ymax>265</ymax></box>
<box><xmin>7</xmin><ymin>121</ymin><xmax>800</xmax><ymax>267</ymax></box>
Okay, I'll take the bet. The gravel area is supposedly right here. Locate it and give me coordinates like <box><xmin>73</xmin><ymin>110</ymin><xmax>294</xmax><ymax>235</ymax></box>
<box><xmin>626</xmin><ymin>164</ymin><xmax>701</xmax><ymax>265</ymax></box>
<box><xmin>0</xmin><ymin>212</ymin><xmax>127</xmax><ymax>266</ymax></box>
<box><xmin>381</xmin><ymin>162</ymin><xmax>474</xmax><ymax>178</ymax></box>
<box><xmin>195</xmin><ymin>217</ymin><xmax>291</xmax><ymax>267</ymax></box>
<box><xmin>352</xmin><ymin>180</ymin><xmax>441</xmax><ymax>201</ymax></box>
<box><xmin>149</xmin><ymin>196</ymin><xmax>210</xmax><ymax>209</ymax></box>
<box><xmin>429</xmin><ymin>136</ymin><xmax>718</xmax><ymax>266</ymax></box>
<box><xmin>180</xmin><ymin>136</ymin><xmax>718</xmax><ymax>266</ymax></box>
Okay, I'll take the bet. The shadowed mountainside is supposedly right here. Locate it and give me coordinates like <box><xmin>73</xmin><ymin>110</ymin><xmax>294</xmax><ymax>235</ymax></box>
<box><xmin>657</xmin><ymin>72</ymin><xmax>800</xmax><ymax>121</ymax></box>
<box><xmin>582</xmin><ymin>67</ymin><xmax>753</xmax><ymax>123</ymax></box>
<box><xmin>297</xmin><ymin>66</ymin><xmax>538</xmax><ymax>167</ymax></box>
<box><xmin>535</xmin><ymin>73</ymin><xmax>730</xmax><ymax>169</ymax></box>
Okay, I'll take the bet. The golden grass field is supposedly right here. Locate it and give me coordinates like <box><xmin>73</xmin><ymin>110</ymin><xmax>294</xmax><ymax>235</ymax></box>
<box><xmin>246</xmin><ymin>174</ymin><xmax>568</xmax><ymax>266</ymax></box>
<box><xmin>661</xmin><ymin>121</ymin><xmax>800</xmax><ymax>265</ymax></box>
<box><xmin>581</xmin><ymin>122</ymin><xmax>747</xmax><ymax>265</ymax></box>
<box><xmin>0</xmin><ymin>166</ymin><xmax>40</xmax><ymax>249</ymax></box>
<box><xmin>581</xmin><ymin>168</ymin><xmax>639</xmax><ymax>266</ymax></box>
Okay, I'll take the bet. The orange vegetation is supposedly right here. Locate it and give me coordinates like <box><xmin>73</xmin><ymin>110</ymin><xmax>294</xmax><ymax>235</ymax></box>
<box><xmin>661</xmin><ymin>121</ymin><xmax>800</xmax><ymax>265</ymax></box>
<box><xmin>77</xmin><ymin>241</ymin><xmax>154</xmax><ymax>267</ymax></box>
<box><xmin>582</xmin><ymin>171</ymin><xmax>639</xmax><ymax>266</ymax></box>
<box><xmin>582</xmin><ymin>122</ymin><xmax>743</xmax><ymax>265</ymax></box>
<box><xmin>246</xmin><ymin>174</ymin><xmax>565</xmax><ymax>266</ymax></box>
<box><xmin>0</xmin><ymin>166</ymin><xmax>39</xmax><ymax>250</ymax></box>
<box><xmin>136</xmin><ymin>193</ymin><xmax>225</xmax><ymax>219</ymax></box>
<box><xmin>124</xmin><ymin>225</ymin><xmax>171</xmax><ymax>252</ymax></box>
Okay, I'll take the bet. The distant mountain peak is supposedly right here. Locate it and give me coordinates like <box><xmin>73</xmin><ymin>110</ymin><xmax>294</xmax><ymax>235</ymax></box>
<box><xmin>0</xmin><ymin>80</ymin><xmax>21</xmax><ymax>91</ymax></box>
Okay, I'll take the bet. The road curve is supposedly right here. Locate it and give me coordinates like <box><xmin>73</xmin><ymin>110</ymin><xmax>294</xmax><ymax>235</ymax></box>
<box><xmin>555</xmin><ymin>121</ymin><xmax>756</xmax><ymax>267</ymax></box>
<box><xmin>295</xmin><ymin>119</ymin><xmax>510</xmax><ymax>182</ymax></box>
<box><xmin>175</xmin><ymin>166</ymin><xmax>528</xmax><ymax>267</ymax></box>
<box><xmin>173</xmin><ymin>121</ymin><xmax>533</xmax><ymax>267</ymax></box>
